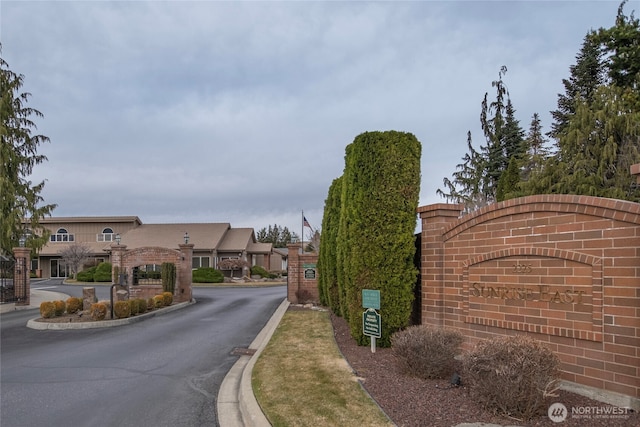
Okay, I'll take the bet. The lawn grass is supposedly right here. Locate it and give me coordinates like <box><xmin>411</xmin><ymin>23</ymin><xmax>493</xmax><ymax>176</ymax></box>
<box><xmin>252</xmin><ymin>309</ymin><xmax>393</xmax><ymax>427</ymax></box>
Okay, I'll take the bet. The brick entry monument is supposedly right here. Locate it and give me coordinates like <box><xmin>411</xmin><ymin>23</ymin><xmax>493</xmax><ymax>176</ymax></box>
<box><xmin>418</xmin><ymin>194</ymin><xmax>639</xmax><ymax>408</ymax></box>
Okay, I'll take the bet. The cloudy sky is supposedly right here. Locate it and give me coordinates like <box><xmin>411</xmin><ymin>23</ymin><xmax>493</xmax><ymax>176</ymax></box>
<box><xmin>1</xmin><ymin>0</ymin><xmax>630</xmax><ymax>237</ymax></box>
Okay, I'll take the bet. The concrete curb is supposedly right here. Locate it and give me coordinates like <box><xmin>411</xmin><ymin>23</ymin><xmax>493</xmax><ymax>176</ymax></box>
<box><xmin>26</xmin><ymin>299</ymin><xmax>196</xmax><ymax>330</ymax></box>
<box><xmin>217</xmin><ymin>298</ymin><xmax>290</xmax><ymax>427</ymax></box>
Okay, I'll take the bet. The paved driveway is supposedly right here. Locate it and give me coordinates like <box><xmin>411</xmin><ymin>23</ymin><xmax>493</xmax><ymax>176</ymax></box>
<box><xmin>0</xmin><ymin>285</ymin><xmax>286</xmax><ymax>427</ymax></box>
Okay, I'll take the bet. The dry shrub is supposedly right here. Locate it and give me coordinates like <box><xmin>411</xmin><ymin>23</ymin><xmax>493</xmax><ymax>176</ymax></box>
<box><xmin>65</xmin><ymin>297</ymin><xmax>83</xmax><ymax>314</ymax></box>
<box><xmin>463</xmin><ymin>335</ymin><xmax>560</xmax><ymax>420</ymax></box>
<box><xmin>162</xmin><ymin>292</ymin><xmax>173</xmax><ymax>306</ymax></box>
<box><xmin>391</xmin><ymin>325</ymin><xmax>464</xmax><ymax>379</ymax></box>
<box><xmin>113</xmin><ymin>301</ymin><xmax>131</xmax><ymax>319</ymax></box>
<box><xmin>53</xmin><ymin>300</ymin><xmax>66</xmax><ymax>316</ymax></box>
<box><xmin>153</xmin><ymin>294</ymin><xmax>164</xmax><ymax>308</ymax></box>
<box><xmin>147</xmin><ymin>297</ymin><xmax>155</xmax><ymax>311</ymax></box>
<box><xmin>129</xmin><ymin>298</ymin><xmax>139</xmax><ymax>315</ymax></box>
<box><xmin>40</xmin><ymin>301</ymin><xmax>56</xmax><ymax>318</ymax></box>
<box><xmin>137</xmin><ymin>298</ymin><xmax>147</xmax><ymax>313</ymax></box>
<box><xmin>90</xmin><ymin>302</ymin><xmax>107</xmax><ymax>321</ymax></box>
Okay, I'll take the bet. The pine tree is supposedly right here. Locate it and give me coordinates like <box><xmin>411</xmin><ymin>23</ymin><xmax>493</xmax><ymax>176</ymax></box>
<box><xmin>1</xmin><ymin>47</ymin><xmax>56</xmax><ymax>255</ymax></box>
<box><xmin>549</xmin><ymin>33</ymin><xmax>604</xmax><ymax>139</ymax></box>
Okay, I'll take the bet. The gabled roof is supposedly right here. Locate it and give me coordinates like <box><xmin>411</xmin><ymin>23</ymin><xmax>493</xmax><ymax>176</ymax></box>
<box><xmin>217</xmin><ymin>228</ymin><xmax>254</xmax><ymax>252</ymax></box>
<box><xmin>39</xmin><ymin>216</ymin><xmax>143</xmax><ymax>225</ymax></box>
<box><xmin>120</xmin><ymin>223</ymin><xmax>230</xmax><ymax>250</ymax></box>
<box><xmin>248</xmin><ymin>241</ymin><xmax>272</xmax><ymax>254</ymax></box>
<box><xmin>38</xmin><ymin>241</ymin><xmax>114</xmax><ymax>257</ymax></box>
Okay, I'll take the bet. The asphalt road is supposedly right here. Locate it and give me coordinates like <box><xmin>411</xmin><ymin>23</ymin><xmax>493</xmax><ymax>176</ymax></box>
<box><xmin>0</xmin><ymin>283</ymin><xmax>286</xmax><ymax>427</ymax></box>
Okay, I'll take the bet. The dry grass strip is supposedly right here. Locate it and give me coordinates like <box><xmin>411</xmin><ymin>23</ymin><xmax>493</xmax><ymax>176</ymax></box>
<box><xmin>252</xmin><ymin>309</ymin><xmax>393</xmax><ymax>427</ymax></box>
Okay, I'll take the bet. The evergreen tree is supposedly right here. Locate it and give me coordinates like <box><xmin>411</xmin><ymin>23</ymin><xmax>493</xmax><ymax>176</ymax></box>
<box><xmin>549</xmin><ymin>33</ymin><xmax>604</xmax><ymax>139</ymax></box>
<box><xmin>593</xmin><ymin>0</ymin><xmax>640</xmax><ymax>90</ymax></box>
<box><xmin>338</xmin><ymin>131</ymin><xmax>420</xmax><ymax>347</ymax></box>
<box><xmin>1</xmin><ymin>47</ymin><xmax>56</xmax><ymax>255</ymax></box>
<box><xmin>256</xmin><ymin>224</ymin><xmax>298</xmax><ymax>248</ymax></box>
<box><xmin>317</xmin><ymin>177</ymin><xmax>342</xmax><ymax>311</ymax></box>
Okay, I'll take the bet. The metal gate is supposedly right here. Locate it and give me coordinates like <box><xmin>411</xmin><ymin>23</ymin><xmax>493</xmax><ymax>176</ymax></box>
<box><xmin>1</xmin><ymin>256</ymin><xmax>28</xmax><ymax>304</ymax></box>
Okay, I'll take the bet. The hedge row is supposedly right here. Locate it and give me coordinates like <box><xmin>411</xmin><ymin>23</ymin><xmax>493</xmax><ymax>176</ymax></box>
<box><xmin>319</xmin><ymin>131</ymin><xmax>422</xmax><ymax>346</ymax></box>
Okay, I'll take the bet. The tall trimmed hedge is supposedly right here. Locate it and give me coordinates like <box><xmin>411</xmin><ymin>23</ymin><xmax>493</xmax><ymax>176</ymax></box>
<box><xmin>318</xmin><ymin>176</ymin><xmax>343</xmax><ymax>314</ymax></box>
<box><xmin>161</xmin><ymin>262</ymin><xmax>176</xmax><ymax>293</ymax></box>
<box><xmin>337</xmin><ymin>131</ymin><xmax>421</xmax><ymax>347</ymax></box>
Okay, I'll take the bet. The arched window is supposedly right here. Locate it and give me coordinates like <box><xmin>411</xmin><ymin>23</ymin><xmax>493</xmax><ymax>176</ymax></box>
<box><xmin>50</xmin><ymin>228</ymin><xmax>75</xmax><ymax>242</ymax></box>
<box><xmin>98</xmin><ymin>228</ymin><xmax>115</xmax><ymax>242</ymax></box>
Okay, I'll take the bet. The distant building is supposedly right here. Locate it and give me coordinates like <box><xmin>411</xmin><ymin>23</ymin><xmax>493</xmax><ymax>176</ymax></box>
<box><xmin>31</xmin><ymin>216</ymin><xmax>283</xmax><ymax>278</ymax></box>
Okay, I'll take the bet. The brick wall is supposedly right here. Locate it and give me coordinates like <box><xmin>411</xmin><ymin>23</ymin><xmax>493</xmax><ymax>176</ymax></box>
<box><xmin>286</xmin><ymin>243</ymin><xmax>319</xmax><ymax>304</ymax></box>
<box><xmin>112</xmin><ymin>245</ymin><xmax>193</xmax><ymax>303</ymax></box>
<box><xmin>419</xmin><ymin>195</ymin><xmax>640</xmax><ymax>403</ymax></box>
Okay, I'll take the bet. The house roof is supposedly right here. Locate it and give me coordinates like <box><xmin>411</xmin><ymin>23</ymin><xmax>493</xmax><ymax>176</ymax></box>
<box><xmin>217</xmin><ymin>228</ymin><xmax>254</xmax><ymax>252</ymax></box>
<box><xmin>119</xmin><ymin>223</ymin><xmax>231</xmax><ymax>250</ymax></box>
<box><xmin>39</xmin><ymin>216</ymin><xmax>143</xmax><ymax>225</ymax></box>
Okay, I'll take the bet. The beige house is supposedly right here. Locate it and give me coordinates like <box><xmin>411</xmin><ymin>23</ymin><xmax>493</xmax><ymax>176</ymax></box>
<box><xmin>33</xmin><ymin>216</ymin><xmax>282</xmax><ymax>279</ymax></box>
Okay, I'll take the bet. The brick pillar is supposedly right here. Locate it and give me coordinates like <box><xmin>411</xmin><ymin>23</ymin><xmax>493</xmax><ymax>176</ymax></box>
<box><xmin>178</xmin><ymin>243</ymin><xmax>194</xmax><ymax>303</ymax></box>
<box><xmin>110</xmin><ymin>244</ymin><xmax>127</xmax><ymax>285</ymax></box>
<box><xmin>13</xmin><ymin>247</ymin><xmax>30</xmax><ymax>306</ymax></box>
<box><xmin>287</xmin><ymin>242</ymin><xmax>301</xmax><ymax>303</ymax></box>
<box><xmin>418</xmin><ymin>203</ymin><xmax>463</xmax><ymax>327</ymax></box>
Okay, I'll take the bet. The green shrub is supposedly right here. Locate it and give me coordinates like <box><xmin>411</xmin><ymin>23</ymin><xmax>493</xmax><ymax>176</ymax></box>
<box><xmin>392</xmin><ymin>325</ymin><xmax>464</xmax><ymax>379</ymax></box>
<box><xmin>162</xmin><ymin>292</ymin><xmax>173</xmax><ymax>306</ymax></box>
<box><xmin>129</xmin><ymin>298</ymin><xmax>139</xmax><ymax>315</ymax></box>
<box><xmin>40</xmin><ymin>301</ymin><xmax>56</xmax><ymax>318</ymax></box>
<box><xmin>250</xmin><ymin>265</ymin><xmax>276</xmax><ymax>279</ymax></box>
<box><xmin>93</xmin><ymin>262</ymin><xmax>112</xmax><ymax>282</ymax></box>
<box><xmin>113</xmin><ymin>301</ymin><xmax>131</xmax><ymax>319</ymax></box>
<box><xmin>463</xmin><ymin>335</ymin><xmax>560</xmax><ymax>420</ymax></box>
<box><xmin>76</xmin><ymin>266</ymin><xmax>96</xmax><ymax>282</ymax></box>
<box><xmin>90</xmin><ymin>302</ymin><xmax>107</xmax><ymax>321</ymax></box>
<box><xmin>147</xmin><ymin>297</ymin><xmax>155</xmax><ymax>311</ymax></box>
<box><xmin>192</xmin><ymin>268</ymin><xmax>224</xmax><ymax>283</ymax></box>
<box><xmin>161</xmin><ymin>262</ymin><xmax>176</xmax><ymax>293</ymax></box>
<box><xmin>137</xmin><ymin>298</ymin><xmax>147</xmax><ymax>313</ymax></box>
<box><xmin>153</xmin><ymin>294</ymin><xmax>164</xmax><ymax>308</ymax></box>
<box><xmin>53</xmin><ymin>300</ymin><xmax>66</xmax><ymax>316</ymax></box>
<box><xmin>65</xmin><ymin>297</ymin><xmax>83</xmax><ymax>314</ymax></box>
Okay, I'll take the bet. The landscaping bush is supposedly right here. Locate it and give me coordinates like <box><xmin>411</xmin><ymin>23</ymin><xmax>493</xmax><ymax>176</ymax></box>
<box><xmin>40</xmin><ymin>301</ymin><xmax>56</xmax><ymax>318</ymax></box>
<box><xmin>250</xmin><ymin>265</ymin><xmax>276</xmax><ymax>279</ymax></box>
<box><xmin>53</xmin><ymin>300</ymin><xmax>66</xmax><ymax>316</ymax></box>
<box><xmin>147</xmin><ymin>297</ymin><xmax>155</xmax><ymax>311</ymax></box>
<box><xmin>76</xmin><ymin>266</ymin><xmax>96</xmax><ymax>282</ymax></box>
<box><xmin>113</xmin><ymin>301</ymin><xmax>131</xmax><ymax>319</ymax></box>
<box><xmin>90</xmin><ymin>302</ymin><xmax>107</xmax><ymax>321</ymax></box>
<box><xmin>65</xmin><ymin>297</ymin><xmax>83</xmax><ymax>314</ymax></box>
<box><xmin>129</xmin><ymin>298</ymin><xmax>139</xmax><ymax>315</ymax></box>
<box><xmin>162</xmin><ymin>292</ymin><xmax>173</xmax><ymax>306</ymax></box>
<box><xmin>391</xmin><ymin>325</ymin><xmax>464</xmax><ymax>379</ymax></box>
<box><xmin>137</xmin><ymin>298</ymin><xmax>147</xmax><ymax>313</ymax></box>
<box><xmin>93</xmin><ymin>262</ymin><xmax>112</xmax><ymax>282</ymax></box>
<box><xmin>463</xmin><ymin>335</ymin><xmax>560</xmax><ymax>420</ymax></box>
<box><xmin>161</xmin><ymin>262</ymin><xmax>176</xmax><ymax>293</ymax></box>
<box><xmin>153</xmin><ymin>295</ymin><xmax>164</xmax><ymax>308</ymax></box>
<box><xmin>192</xmin><ymin>267</ymin><xmax>224</xmax><ymax>283</ymax></box>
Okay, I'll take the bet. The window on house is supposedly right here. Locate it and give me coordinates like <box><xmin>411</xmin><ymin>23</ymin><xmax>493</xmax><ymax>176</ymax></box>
<box><xmin>97</xmin><ymin>227</ymin><xmax>115</xmax><ymax>242</ymax></box>
<box><xmin>192</xmin><ymin>256</ymin><xmax>210</xmax><ymax>269</ymax></box>
<box><xmin>50</xmin><ymin>228</ymin><xmax>75</xmax><ymax>242</ymax></box>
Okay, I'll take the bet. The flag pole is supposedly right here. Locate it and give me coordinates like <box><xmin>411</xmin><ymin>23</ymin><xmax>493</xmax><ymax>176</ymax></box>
<box><xmin>301</xmin><ymin>210</ymin><xmax>304</xmax><ymax>254</ymax></box>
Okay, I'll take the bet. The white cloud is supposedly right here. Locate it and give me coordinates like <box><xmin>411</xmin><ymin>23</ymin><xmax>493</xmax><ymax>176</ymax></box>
<box><xmin>1</xmin><ymin>0</ymin><xmax>626</xmax><ymax>233</ymax></box>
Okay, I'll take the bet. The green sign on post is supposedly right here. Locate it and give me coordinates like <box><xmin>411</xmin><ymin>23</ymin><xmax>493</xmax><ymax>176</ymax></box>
<box><xmin>362</xmin><ymin>308</ymin><xmax>381</xmax><ymax>338</ymax></box>
<box><xmin>362</xmin><ymin>289</ymin><xmax>380</xmax><ymax>309</ymax></box>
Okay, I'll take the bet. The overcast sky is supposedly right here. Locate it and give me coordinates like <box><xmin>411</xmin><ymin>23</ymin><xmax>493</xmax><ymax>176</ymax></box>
<box><xmin>1</xmin><ymin>0</ymin><xmax>631</xmax><ymax>237</ymax></box>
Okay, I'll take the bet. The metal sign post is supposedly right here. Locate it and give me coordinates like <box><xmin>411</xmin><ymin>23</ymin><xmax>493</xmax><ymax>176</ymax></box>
<box><xmin>362</xmin><ymin>289</ymin><xmax>381</xmax><ymax>353</ymax></box>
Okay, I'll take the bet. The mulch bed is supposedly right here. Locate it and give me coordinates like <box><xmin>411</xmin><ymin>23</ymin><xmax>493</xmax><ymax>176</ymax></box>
<box><xmin>329</xmin><ymin>312</ymin><xmax>638</xmax><ymax>427</ymax></box>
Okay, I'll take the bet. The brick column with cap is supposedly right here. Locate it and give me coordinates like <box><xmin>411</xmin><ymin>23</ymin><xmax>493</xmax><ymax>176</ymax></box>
<box><xmin>13</xmin><ymin>247</ymin><xmax>31</xmax><ymax>306</ymax></box>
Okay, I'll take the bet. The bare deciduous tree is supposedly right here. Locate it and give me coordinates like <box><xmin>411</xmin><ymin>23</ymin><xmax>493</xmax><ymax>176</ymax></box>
<box><xmin>218</xmin><ymin>258</ymin><xmax>249</xmax><ymax>279</ymax></box>
<box><xmin>58</xmin><ymin>244</ymin><xmax>92</xmax><ymax>279</ymax></box>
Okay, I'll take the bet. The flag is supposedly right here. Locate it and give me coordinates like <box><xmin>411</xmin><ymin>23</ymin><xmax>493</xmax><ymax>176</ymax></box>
<box><xmin>303</xmin><ymin>216</ymin><xmax>311</xmax><ymax>228</ymax></box>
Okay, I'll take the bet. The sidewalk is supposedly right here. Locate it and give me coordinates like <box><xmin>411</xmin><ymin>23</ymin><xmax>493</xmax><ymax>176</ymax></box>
<box><xmin>0</xmin><ymin>289</ymin><xmax>70</xmax><ymax>315</ymax></box>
